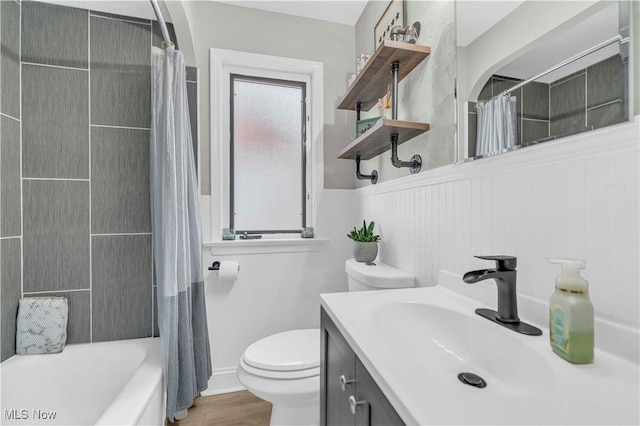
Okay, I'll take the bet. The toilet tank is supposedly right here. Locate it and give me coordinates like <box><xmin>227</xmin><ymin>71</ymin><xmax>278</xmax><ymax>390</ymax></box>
<box><xmin>345</xmin><ymin>259</ymin><xmax>415</xmax><ymax>291</ymax></box>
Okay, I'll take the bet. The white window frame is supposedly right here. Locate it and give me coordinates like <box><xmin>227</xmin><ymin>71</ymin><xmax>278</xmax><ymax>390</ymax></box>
<box><xmin>210</xmin><ymin>48</ymin><xmax>324</xmax><ymax>242</ymax></box>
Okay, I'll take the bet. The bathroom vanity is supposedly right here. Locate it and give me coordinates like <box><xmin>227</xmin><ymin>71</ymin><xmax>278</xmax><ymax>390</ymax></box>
<box><xmin>320</xmin><ymin>281</ymin><xmax>639</xmax><ymax>425</ymax></box>
<box><xmin>320</xmin><ymin>308</ymin><xmax>403</xmax><ymax>426</ymax></box>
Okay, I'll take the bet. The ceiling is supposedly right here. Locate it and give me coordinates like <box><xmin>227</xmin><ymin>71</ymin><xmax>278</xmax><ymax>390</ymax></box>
<box><xmin>456</xmin><ymin>1</ymin><xmax>525</xmax><ymax>47</ymax></box>
<box><xmin>35</xmin><ymin>0</ymin><xmax>173</xmax><ymax>22</ymax></box>
<box><xmin>495</xmin><ymin>2</ymin><xmax>619</xmax><ymax>83</ymax></box>
<box><xmin>215</xmin><ymin>0</ymin><xmax>369</xmax><ymax>26</ymax></box>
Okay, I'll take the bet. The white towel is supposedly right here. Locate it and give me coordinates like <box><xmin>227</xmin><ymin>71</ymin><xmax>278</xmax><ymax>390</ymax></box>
<box><xmin>16</xmin><ymin>297</ymin><xmax>68</xmax><ymax>355</ymax></box>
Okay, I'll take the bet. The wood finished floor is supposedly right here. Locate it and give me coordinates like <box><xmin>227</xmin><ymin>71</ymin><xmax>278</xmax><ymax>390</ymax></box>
<box><xmin>166</xmin><ymin>391</ymin><xmax>272</xmax><ymax>426</ymax></box>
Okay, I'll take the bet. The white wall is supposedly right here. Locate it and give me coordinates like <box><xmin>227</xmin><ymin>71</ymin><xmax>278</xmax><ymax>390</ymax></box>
<box><xmin>177</xmin><ymin>1</ymin><xmax>360</xmax><ymax>393</ymax></box>
<box><xmin>353</xmin><ymin>118</ymin><xmax>639</xmax><ymax>362</ymax></box>
<box><xmin>201</xmin><ymin>189</ymin><xmax>353</xmax><ymax>394</ymax></box>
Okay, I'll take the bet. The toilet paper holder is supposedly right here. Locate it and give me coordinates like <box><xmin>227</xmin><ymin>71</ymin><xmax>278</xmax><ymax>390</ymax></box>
<box><xmin>208</xmin><ymin>261</ymin><xmax>221</xmax><ymax>271</ymax></box>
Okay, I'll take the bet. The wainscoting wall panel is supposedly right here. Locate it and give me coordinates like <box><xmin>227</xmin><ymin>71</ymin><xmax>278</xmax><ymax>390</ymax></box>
<box><xmin>354</xmin><ymin>119</ymin><xmax>639</xmax><ymax>357</ymax></box>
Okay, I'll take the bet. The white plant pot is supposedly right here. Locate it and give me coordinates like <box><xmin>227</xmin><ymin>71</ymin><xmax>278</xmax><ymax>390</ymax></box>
<box><xmin>352</xmin><ymin>241</ymin><xmax>378</xmax><ymax>263</ymax></box>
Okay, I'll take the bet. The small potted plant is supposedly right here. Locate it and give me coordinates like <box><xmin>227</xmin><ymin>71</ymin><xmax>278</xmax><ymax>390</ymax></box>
<box><xmin>347</xmin><ymin>220</ymin><xmax>380</xmax><ymax>263</ymax></box>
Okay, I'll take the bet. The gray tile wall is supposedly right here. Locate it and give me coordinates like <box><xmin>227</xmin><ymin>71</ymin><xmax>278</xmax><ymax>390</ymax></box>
<box><xmin>469</xmin><ymin>54</ymin><xmax>626</xmax><ymax>156</ymax></box>
<box><xmin>22</xmin><ymin>64</ymin><xmax>89</xmax><ymax>178</ymax></box>
<box><xmin>92</xmin><ymin>235</ymin><xmax>152</xmax><ymax>342</ymax></box>
<box><xmin>0</xmin><ymin>1</ymin><xmax>198</xmax><ymax>361</ymax></box>
<box><xmin>1</xmin><ymin>0</ymin><xmax>22</xmax><ymax>362</ymax></box>
<box><xmin>1</xmin><ymin>116</ymin><xmax>21</xmax><ymax>237</ymax></box>
<box><xmin>1</xmin><ymin>0</ymin><xmax>20</xmax><ymax>119</ymax></box>
<box><xmin>21</xmin><ymin>1</ymin><xmax>88</xmax><ymax>69</ymax></box>
<box><xmin>91</xmin><ymin>127</ymin><xmax>151</xmax><ymax>234</ymax></box>
<box><xmin>550</xmin><ymin>73</ymin><xmax>586</xmax><ymax>136</ymax></box>
<box><xmin>23</xmin><ymin>180</ymin><xmax>90</xmax><ymax>292</ymax></box>
<box><xmin>90</xmin><ymin>16</ymin><xmax>151</xmax><ymax>128</ymax></box>
<box><xmin>1</xmin><ymin>238</ymin><xmax>22</xmax><ymax>361</ymax></box>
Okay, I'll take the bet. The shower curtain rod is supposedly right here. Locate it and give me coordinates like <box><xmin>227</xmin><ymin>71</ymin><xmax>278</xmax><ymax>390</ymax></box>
<box><xmin>496</xmin><ymin>34</ymin><xmax>629</xmax><ymax>99</ymax></box>
<box><xmin>150</xmin><ymin>0</ymin><xmax>174</xmax><ymax>49</ymax></box>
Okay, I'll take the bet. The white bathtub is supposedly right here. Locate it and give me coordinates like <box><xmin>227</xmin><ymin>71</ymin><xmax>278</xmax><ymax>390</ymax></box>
<box><xmin>0</xmin><ymin>337</ymin><xmax>164</xmax><ymax>425</ymax></box>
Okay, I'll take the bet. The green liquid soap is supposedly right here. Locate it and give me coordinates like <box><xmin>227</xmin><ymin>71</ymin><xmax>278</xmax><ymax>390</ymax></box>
<box><xmin>552</xmin><ymin>330</ymin><xmax>594</xmax><ymax>364</ymax></box>
<box><xmin>548</xmin><ymin>259</ymin><xmax>595</xmax><ymax>365</ymax></box>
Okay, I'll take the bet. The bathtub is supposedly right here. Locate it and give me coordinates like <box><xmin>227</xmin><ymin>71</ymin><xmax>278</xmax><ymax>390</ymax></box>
<box><xmin>0</xmin><ymin>337</ymin><xmax>164</xmax><ymax>425</ymax></box>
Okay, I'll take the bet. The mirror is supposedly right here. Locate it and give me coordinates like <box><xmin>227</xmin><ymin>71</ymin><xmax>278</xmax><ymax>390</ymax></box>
<box><xmin>456</xmin><ymin>0</ymin><xmax>630</xmax><ymax>161</ymax></box>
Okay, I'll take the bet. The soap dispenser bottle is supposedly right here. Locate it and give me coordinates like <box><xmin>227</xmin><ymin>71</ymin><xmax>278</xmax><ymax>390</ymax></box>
<box><xmin>548</xmin><ymin>258</ymin><xmax>594</xmax><ymax>364</ymax></box>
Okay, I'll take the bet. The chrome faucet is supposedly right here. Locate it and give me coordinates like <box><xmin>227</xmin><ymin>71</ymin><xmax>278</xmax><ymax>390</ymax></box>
<box><xmin>463</xmin><ymin>255</ymin><xmax>542</xmax><ymax>336</ymax></box>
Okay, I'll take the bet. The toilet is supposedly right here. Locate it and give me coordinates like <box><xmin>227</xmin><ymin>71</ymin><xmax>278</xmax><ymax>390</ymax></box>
<box><xmin>236</xmin><ymin>259</ymin><xmax>415</xmax><ymax>426</ymax></box>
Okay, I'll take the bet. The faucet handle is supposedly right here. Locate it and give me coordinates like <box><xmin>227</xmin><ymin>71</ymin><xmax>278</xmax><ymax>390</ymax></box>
<box><xmin>474</xmin><ymin>255</ymin><xmax>517</xmax><ymax>271</ymax></box>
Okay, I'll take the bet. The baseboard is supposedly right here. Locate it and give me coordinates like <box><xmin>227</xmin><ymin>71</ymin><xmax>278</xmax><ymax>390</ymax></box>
<box><xmin>201</xmin><ymin>367</ymin><xmax>245</xmax><ymax>396</ymax></box>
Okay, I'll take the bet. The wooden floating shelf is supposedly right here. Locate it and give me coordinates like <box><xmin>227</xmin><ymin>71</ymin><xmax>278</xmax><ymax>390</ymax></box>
<box><xmin>338</xmin><ymin>118</ymin><xmax>430</xmax><ymax>160</ymax></box>
<box><xmin>337</xmin><ymin>40</ymin><xmax>431</xmax><ymax>112</ymax></box>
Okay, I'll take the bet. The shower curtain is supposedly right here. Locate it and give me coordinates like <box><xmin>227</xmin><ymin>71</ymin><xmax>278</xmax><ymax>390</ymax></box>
<box><xmin>475</xmin><ymin>94</ymin><xmax>518</xmax><ymax>157</ymax></box>
<box><xmin>150</xmin><ymin>46</ymin><xmax>212</xmax><ymax>422</ymax></box>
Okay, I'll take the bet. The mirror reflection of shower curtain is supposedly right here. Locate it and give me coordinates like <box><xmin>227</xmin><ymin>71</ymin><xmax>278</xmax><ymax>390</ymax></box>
<box><xmin>475</xmin><ymin>94</ymin><xmax>518</xmax><ymax>157</ymax></box>
<box><xmin>150</xmin><ymin>46</ymin><xmax>212</xmax><ymax>422</ymax></box>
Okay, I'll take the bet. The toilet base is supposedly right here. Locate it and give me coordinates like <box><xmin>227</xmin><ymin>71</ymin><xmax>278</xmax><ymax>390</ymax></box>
<box><xmin>269</xmin><ymin>397</ymin><xmax>319</xmax><ymax>426</ymax></box>
<box><xmin>237</xmin><ymin>364</ymin><xmax>319</xmax><ymax>426</ymax></box>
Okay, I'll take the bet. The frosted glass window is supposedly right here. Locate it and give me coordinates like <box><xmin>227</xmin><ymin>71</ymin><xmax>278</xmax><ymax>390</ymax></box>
<box><xmin>231</xmin><ymin>76</ymin><xmax>305</xmax><ymax>232</ymax></box>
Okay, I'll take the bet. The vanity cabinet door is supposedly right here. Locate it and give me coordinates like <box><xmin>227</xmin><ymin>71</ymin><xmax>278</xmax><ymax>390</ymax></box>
<box><xmin>355</xmin><ymin>358</ymin><xmax>404</xmax><ymax>426</ymax></box>
<box><xmin>321</xmin><ymin>308</ymin><xmax>405</xmax><ymax>426</ymax></box>
<box><xmin>321</xmin><ymin>309</ymin><xmax>356</xmax><ymax>426</ymax></box>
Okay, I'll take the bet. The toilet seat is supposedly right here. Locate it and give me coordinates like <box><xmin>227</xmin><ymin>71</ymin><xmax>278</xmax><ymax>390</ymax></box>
<box><xmin>241</xmin><ymin>329</ymin><xmax>320</xmax><ymax>380</ymax></box>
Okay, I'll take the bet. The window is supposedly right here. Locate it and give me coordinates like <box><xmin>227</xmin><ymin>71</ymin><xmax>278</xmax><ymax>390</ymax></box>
<box><xmin>209</xmin><ymin>49</ymin><xmax>323</xmax><ymax>242</ymax></box>
<box><xmin>230</xmin><ymin>75</ymin><xmax>307</xmax><ymax>234</ymax></box>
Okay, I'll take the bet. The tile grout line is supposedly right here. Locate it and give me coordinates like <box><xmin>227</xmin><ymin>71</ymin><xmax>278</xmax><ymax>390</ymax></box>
<box><xmin>91</xmin><ymin>123</ymin><xmax>151</xmax><ymax>131</ymax></box>
<box><xmin>0</xmin><ymin>112</ymin><xmax>20</xmax><ymax>122</ymax></box>
<box><xmin>88</xmin><ymin>10</ymin><xmax>93</xmax><ymax>344</ymax></box>
<box><xmin>548</xmin><ymin>81</ymin><xmax>551</xmax><ymax>138</ymax></box>
<box><xmin>89</xmin><ymin>12</ymin><xmax>152</xmax><ymax>26</ymax></box>
<box><xmin>585</xmin><ymin>67</ymin><xmax>588</xmax><ymax>128</ymax></box>
<box><xmin>21</xmin><ymin>61</ymin><xmax>87</xmax><ymax>72</ymax></box>
<box><xmin>25</xmin><ymin>288</ymin><xmax>90</xmax><ymax>295</ymax></box>
<box><xmin>549</xmin><ymin>70</ymin><xmax>586</xmax><ymax>88</ymax></box>
<box><xmin>150</xmin><ymin>25</ymin><xmax>154</xmax><ymax>338</ymax></box>
<box><xmin>19</xmin><ymin>0</ymin><xmax>24</xmax><ymax>303</ymax></box>
<box><xmin>0</xmin><ymin>236</ymin><xmax>21</xmax><ymax>240</ymax></box>
<box><xmin>22</xmin><ymin>177</ymin><xmax>90</xmax><ymax>181</ymax></box>
<box><xmin>522</xmin><ymin>117</ymin><xmax>551</xmax><ymax>123</ymax></box>
<box><xmin>91</xmin><ymin>232</ymin><xmax>152</xmax><ymax>236</ymax></box>
<box><xmin>586</xmin><ymin>98</ymin><xmax>624</xmax><ymax>111</ymax></box>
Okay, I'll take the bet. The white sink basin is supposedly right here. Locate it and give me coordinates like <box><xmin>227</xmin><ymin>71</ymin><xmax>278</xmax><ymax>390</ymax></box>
<box><xmin>321</xmin><ymin>284</ymin><xmax>639</xmax><ymax>425</ymax></box>
<box><xmin>373</xmin><ymin>301</ymin><xmax>552</xmax><ymax>392</ymax></box>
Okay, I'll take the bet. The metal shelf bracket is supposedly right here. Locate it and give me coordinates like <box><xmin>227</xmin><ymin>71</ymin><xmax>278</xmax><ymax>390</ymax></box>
<box><xmin>390</xmin><ymin>134</ymin><xmax>421</xmax><ymax>174</ymax></box>
<box><xmin>355</xmin><ymin>155</ymin><xmax>378</xmax><ymax>184</ymax></box>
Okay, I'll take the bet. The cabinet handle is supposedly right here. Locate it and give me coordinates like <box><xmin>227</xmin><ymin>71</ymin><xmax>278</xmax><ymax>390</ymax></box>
<box><xmin>348</xmin><ymin>395</ymin><xmax>367</xmax><ymax>415</ymax></box>
<box><xmin>339</xmin><ymin>375</ymin><xmax>354</xmax><ymax>392</ymax></box>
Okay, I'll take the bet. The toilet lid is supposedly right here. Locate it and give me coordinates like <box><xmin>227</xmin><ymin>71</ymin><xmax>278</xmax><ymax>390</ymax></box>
<box><xmin>242</xmin><ymin>329</ymin><xmax>320</xmax><ymax>372</ymax></box>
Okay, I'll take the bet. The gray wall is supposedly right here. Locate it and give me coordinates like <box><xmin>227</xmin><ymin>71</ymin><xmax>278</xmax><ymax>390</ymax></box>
<box><xmin>179</xmin><ymin>1</ymin><xmax>356</xmax><ymax>192</ymax></box>
<box><xmin>0</xmin><ymin>1</ymin><xmax>198</xmax><ymax>361</ymax></box>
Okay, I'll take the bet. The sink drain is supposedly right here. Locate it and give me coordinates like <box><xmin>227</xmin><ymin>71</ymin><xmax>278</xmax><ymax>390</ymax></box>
<box><xmin>458</xmin><ymin>372</ymin><xmax>487</xmax><ymax>388</ymax></box>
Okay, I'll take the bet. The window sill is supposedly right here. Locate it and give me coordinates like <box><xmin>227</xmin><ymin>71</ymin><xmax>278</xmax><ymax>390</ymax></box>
<box><xmin>203</xmin><ymin>238</ymin><xmax>330</xmax><ymax>255</ymax></box>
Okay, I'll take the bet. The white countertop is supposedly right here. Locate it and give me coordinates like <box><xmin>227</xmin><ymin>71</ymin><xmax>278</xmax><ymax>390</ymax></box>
<box><xmin>321</xmin><ymin>285</ymin><xmax>639</xmax><ymax>425</ymax></box>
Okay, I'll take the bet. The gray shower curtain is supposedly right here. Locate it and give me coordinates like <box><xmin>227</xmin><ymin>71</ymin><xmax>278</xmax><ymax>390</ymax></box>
<box><xmin>150</xmin><ymin>46</ymin><xmax>212</xmax><ymax>422</ymax></box>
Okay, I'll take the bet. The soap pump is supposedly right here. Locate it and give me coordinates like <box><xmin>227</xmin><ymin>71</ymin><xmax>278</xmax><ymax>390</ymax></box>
<box><xmin>548</xmin><ymin>258</ymin><xmax>594</xmax><ymax>364</ymax></box>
